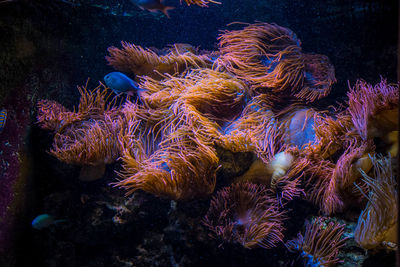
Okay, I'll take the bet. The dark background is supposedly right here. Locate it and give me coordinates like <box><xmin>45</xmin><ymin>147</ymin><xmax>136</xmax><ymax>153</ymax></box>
<box><xmin>0</xmin><ymin>0</ymin><xmax>397</xmax><ymax>266</ymax></box>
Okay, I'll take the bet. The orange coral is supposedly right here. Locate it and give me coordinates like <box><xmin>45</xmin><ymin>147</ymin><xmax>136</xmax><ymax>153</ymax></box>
<box><xmin>37</xmin><ymin>83</ymin><xmax>123</xmax><ymax>168</ymax></box>
<box><xmin>216</xmin><ymin>22</ymin><xmax>336</xmax><ymax>102</ymax></box>
<box><xmin>219</xmin><ymin>94</ymin><xmax>283</xmax><ymax>162</ymax></box>
<box><xmin>50</xmin><ymin>113</ymin><xmax>122</xmax><ymax>166</ymax></box>
<box><xmin>116</xmin><ymin>124</ymin><xmax>218</xmax><ymax>200</ymax></box>
<box><xmin>106</xmin><ymin>42</ymin><xmax>213</xmax><ymax>80</ymax></box>
<box><xmin>216</xmin><ymin>22</ymin><xmax>303</xmax><ymax>93</ymax></box>
<box><xmin>354</xmin><ymin>154</ymin><xmax>398</xmax><ymax>250</ymax></box>
<box><xmin>37</xmin><ymin>100</ymin><xmax>79</xmax><ymax>132</ymax></box>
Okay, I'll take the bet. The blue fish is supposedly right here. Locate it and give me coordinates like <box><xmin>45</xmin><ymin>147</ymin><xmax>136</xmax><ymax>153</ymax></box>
<box><xmin>104</xmin><ymin>72</ymin><xmax>146</xmax><ymax>98</ymax></box>
<box><xmin>0</xmin><ymin>109</ymin><xmax>7</xmax><ymax>133</ymax></box>
<box><xmin>31</xmin><ymin>214</ymin><xmax>66</xmax><ymax>230</ymax></box>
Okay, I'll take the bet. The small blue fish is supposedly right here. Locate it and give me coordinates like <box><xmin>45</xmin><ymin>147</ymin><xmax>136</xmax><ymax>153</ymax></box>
<box><xmin>104</xmin><ymin>72</ymin><xmax>146</xmax><ymax>98</ymax></box>
<box><xmin>31</xmin><ymin>214</ymin><xmax>66</xmax><ymax>230</ymax></box>
<box><xmin>130</xmin><ymin>0</ymin><xmax>174</xmax><ymax>18</ymax></box>
<box><xmin>0</xmin><ymin>109</ymin><xmax>7</xmax><ymax>133</ymax></box>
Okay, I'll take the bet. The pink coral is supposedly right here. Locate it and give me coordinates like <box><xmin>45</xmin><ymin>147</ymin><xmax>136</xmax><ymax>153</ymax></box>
<box><xmin>287</xmin><ymin>217</ymin><xmax>348</xmax><ymax>266</ymax></box>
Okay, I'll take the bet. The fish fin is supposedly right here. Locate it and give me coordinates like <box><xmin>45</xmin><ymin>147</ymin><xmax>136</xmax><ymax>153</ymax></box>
<box><xmin>137</xmin><ymin>5</ymin><xmax>145</xmax><ymax>10</ymax></box>
<box><xmin>161</xmin><ymin>6</ymin><xmax>175</xmax><ymax>18</ymax></box>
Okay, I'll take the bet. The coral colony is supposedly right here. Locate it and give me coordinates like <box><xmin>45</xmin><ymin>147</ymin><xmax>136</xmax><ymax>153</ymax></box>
<box><xmin>37</xmin><ymin>22</ymin><xmax>398</xmax><ymax>264</ymax></box>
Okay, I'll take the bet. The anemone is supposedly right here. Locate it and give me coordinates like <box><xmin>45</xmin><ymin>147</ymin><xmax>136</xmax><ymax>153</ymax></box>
<box><xmin>347</xmin><ymin>79</ymin><xmax>398</xmax><ymax>141</ymax></box>
<box><xmin>216</xmin><ymin>22</ymin><xmax>303</xmax><ymax>94</ymax></box>
<box><xmin>106</xmin><ymin>41</ymin><xmax>212</xmax><ymax>80</ymax></box>
<box><xmin>354</xmin><ymin>154</ymin><xmax>398</xmax><ymax>250</ymax></box>
<box><xmin>116</xmin><ymin>126</ymin><xmax>218</xmax><ymax>200</ymax></box>
<box><xmin>296</xmin><ymin>53</ymin><xmax>336</xmax><ymax>102</ymax></box>
<box><xmin>287</xmin><ymin>217</ymin><xmax>348</xmax><ymax>267</ymax></box>
<box><xmin>203</xmin><ymin>182</ymin><xmax>285</xmax><ymax>249</ymax></box>
<box><xmin>219</xmin><ymin>94</ymin><xmax>283</xmax><ymax>162</ymax></box>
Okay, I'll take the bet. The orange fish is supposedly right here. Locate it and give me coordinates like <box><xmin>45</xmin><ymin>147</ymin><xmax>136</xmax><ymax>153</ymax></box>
<box><xmin>0</xmin><ymin>109</ymin><xmax>6</xmax><ymax>134</ymax></box>
<box><xmin>130</xmin><ymin>0</ymin><xmax>175</xmax><ymax>18</ymax></box>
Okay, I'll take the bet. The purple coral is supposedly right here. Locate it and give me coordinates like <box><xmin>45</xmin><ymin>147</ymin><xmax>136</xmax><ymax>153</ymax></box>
<box><xmin>203</xmin><ymin>182</ymin><xmax>285</xmax><ymax>249</ymax></box>
<box><xmin>286</xmin><ymin>217</ymin><xmax>348</xmax><ymax>266</ymax></box>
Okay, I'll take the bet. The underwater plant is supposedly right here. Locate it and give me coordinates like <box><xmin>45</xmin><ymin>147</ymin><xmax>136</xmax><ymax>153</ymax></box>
<box><xmin>203</xmin><ymin>182</ymin><xmax>286</xmax><ymax>249</ymax></box>
<box><xmin>287</xmin><ymin>217</ymin><xmax>348</xmax><ymax>267</ymax></box>
<box><xmin>354</xmin><ymin>154</ymin><xmax>398</xmax><ymax>250</ymax></box>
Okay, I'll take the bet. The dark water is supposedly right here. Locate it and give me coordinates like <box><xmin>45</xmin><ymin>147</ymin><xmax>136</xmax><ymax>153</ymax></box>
<box><xmin>0</xmin><ymin>0</ymin><xmax>398</xmax><ymax>266</ymax></box>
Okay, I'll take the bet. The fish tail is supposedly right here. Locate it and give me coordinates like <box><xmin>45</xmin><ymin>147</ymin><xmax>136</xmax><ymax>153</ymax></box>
<box><xmin>161</xmin><ymin>6</ymin><xmax>175</xmax><ymax>18</ymax></box>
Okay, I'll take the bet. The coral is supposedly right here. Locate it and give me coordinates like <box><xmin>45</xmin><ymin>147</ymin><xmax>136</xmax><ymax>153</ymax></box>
<box><xmin>36</xmin><ymin>99</ymin><xmax>79</xmax><ymax>132</ymax></box>
<box><xmin>216</xmin><ymin>22</ymin><xmax>303</xmax><ymax>93</ymax></box>
<box><xmin>354</xmin><ymin>154</ymin><xmax>398</xmax><ymax>250</ymax></box>
<box><xmin>347</xmin><ymin>79</ymin><xmax>399</xmax><ymax>141</ymax></box>
<box><xmin>37</xmin><ymin>82</ymin><xmax>123</xmax><ymax>174</ymax></box>
<box><xmin>117</xmin><ymin>123</ymin><xmax>218</xmax><ymax>200</ymax></box>
<box><xmin>216</xmin><ymin>23</ymin><xmax>336</xmax><ymax>102</ymax></box>
<box><xmin>287</xmin><ymin>217</ymin><xmax>348</xmax><ymax>267</ymax></box>
<box><xmin>50</xmin><ymin>113</ymin><xmax>122</xmax><ymax>166</ymax></box>
<box><xmin>298</xmin><ymin>138</ymin><xmax>372</xmax><ymax>215</ymax></box>
<box><xmin>219</xmin><ymin>94</ymin><xmax>283</xmax><ymax>162</ymax></box>
<box><xmin>106</xmin><ymin>42</ymin><xmax>213</xmax><ymax>80</ymax></box>
<box><xmin>306</xmin><ymin>111</ymin><xmax>356</xmax><ymax>158</ymax></box>
<box><xmin>203</xmin><ymin>182</ymin><xmax>285</xmax><ymax>249</ymax></box>
<box><xmin>297</xmin><ymin>53</ymin><xmax>336</xmax><ymax>102</ymax></box>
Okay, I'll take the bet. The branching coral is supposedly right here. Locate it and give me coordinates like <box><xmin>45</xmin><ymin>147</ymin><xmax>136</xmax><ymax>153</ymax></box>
<box><xmin>106</xmin><ymin>42</ymin><xmax>213</xmax><ymax>80</ymax></box>
<box><xmin>354</xmin><ymin>154</ymin><xmax>398</xmax><ymax>250</ymax></box>
<box><xmin>203</xmin><ymin>182</ymin><xmax>286</xmax><ymax>249</ymax></box>
<box><xmin>287</xmin><ymin>217</ymin><xmax>348</xmax><ymax>267</ymax></box>
<box><xmin>347</xmin><ymin>79</ymin><xmax>399</xmax><ymax>141</ymax></box>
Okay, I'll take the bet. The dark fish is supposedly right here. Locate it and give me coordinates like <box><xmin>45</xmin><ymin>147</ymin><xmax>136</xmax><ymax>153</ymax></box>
<box><xmin>0</xmin><ymin>109</ymin><xmax>7</xmax><ymax>133</ymax></box>
<box><xmin>130</xmin><ymin>0</ymin><xmax>175</xmax><ymax>18</ymax></box>
<box><xmin>31</xmin><ymin>214</ymin><xmax>66</xmax><ymax>230</ymax></box>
